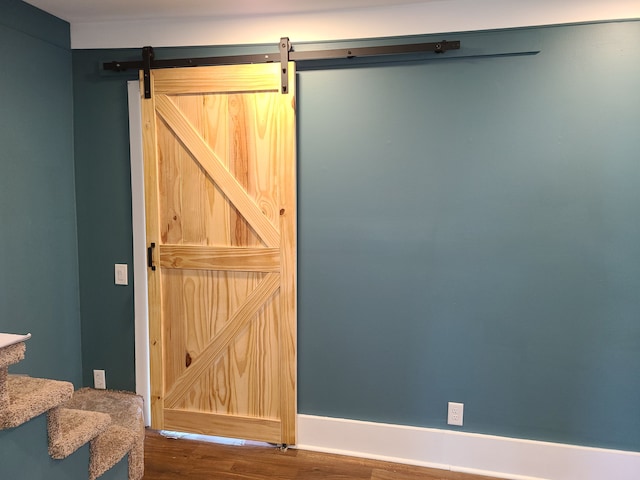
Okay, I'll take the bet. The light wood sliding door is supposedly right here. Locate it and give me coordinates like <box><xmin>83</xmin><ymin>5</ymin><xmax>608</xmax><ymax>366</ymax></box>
<box><xmin>141</xmin><ymin>63</ymin><xmax>297</xmax><ymax>445</ymax></box>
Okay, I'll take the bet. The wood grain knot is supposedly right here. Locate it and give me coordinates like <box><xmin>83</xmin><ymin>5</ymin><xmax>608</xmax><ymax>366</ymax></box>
<box><xmin>185</xmin><ymin>352</ymin><xmax>192</xmax><ymax>368</ymax></box>
<box><xmin>280</xmin><ymin>209</ymin><xmax>285</xmax><ymax>215</ymax></box>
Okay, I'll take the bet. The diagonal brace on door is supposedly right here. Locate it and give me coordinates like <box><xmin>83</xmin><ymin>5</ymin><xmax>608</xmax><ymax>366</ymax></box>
<box><xmin>154</xmin><ymin>94</ymin><xmax>281</xmax><ymax>248</ymax></box>
<box><xmin>163</xmin><ymin>272</ymin><xmax>281</xmax><ymax>408</ymax></box>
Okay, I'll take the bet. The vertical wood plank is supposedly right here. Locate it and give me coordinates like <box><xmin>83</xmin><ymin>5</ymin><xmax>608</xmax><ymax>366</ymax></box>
<box><xmin>141</xmin><ymin>70</ymin><xmax>165</xmax><ymax>429</ymax></box>
<box><xmin>279</xmin><ymin>63</ymin><xmax>298</xmax><ymax>444</ymax></box>
<box><xmin>157</xmin><ymin>116</ymin><xmax>183</xmax><ymax>245</ymax></box>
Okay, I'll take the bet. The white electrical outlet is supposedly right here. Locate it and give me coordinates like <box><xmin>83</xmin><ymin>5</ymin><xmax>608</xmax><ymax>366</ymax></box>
<box><xmin>93</xmin><ymin>369</ymin><xmax>106</xmax><ymax>390</ymax></box>
<box><xmin>448</xmin><ymin>402</ymin><xmax>464</xmax><ymax>426</ymax></box>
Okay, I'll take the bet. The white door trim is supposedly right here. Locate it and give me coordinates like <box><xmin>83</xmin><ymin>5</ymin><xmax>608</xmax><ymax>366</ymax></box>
<box><xmin>128</xmin><ymin>79</ymin><xmax>151</xmax><ymax>426</ymax></box>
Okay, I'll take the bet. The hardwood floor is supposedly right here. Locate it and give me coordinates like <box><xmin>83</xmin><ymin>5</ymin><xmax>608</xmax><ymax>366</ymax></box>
<box><xmin>143</xmin><ymin>429</ymin><xmax>502</xmax><ymax>480</ymax></box>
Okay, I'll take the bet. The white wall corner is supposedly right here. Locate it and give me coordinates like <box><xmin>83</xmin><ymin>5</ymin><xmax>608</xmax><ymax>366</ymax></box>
<box><xmin>296</xmin><ymin>414</ymin><xmax>640</xmax><ymax>480</ymax></box>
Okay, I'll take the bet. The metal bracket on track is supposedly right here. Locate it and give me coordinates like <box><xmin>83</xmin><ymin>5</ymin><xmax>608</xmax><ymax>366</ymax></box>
<box><xmin>142</xmin><ymin>46</ymin><xmax>155</xmax><ymax>99</ymax></box>
<box><xmin>279</xmin><ymin>37</ymin><xmax>291</xmax><ymax>94</ymax></box>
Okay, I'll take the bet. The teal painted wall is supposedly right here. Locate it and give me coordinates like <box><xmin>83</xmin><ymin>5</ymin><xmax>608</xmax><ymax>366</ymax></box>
<box><xmin>0</xmin><ymin>415</ymin><xmax>90</xmax><ymax>480</ymax></box>
<box><xmin>0</xmin><ymin>0</ymin><xmax>81</xmax><ymax>387</ymax></box>
<box><xmin>297</xmin><ymin>22</ymin><xmax>640</xmax><ymax>451</ymax></box>
<box><xmin>0</xmin><ymin>414</ymin><xmax>128</xmax><ymax>480</ymax></box>
<box><xmin>72</xmin><ymin>21</ymin><xmax>640</xmax><ymax>452</ymax></box>
<box><xmin>73</xmin><ymin>48</ymin><xmax>139</xmax><ymax>391</ymax></box>
<box><xmin>0</xmin><ymin>1</ymin><xmax>86</xmax><ymax>478</ymax></box>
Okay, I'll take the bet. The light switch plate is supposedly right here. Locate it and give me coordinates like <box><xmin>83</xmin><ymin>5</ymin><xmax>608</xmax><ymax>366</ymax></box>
<box><xmin>115</xmin><ymin>264</ymin><xmax>128</xmax><ymax>285</ymax></box>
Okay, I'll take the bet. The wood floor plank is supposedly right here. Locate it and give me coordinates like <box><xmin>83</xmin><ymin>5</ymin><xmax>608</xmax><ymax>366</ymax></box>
<box><xmin>142</xmin><ymin>429</ymin><xmax>503</xmax><ymax>480</ymax></box>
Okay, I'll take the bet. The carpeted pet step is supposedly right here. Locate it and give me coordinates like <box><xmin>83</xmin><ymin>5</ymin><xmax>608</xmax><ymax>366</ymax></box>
<box><xmin>0</xmin><ymin>375</ymin><xmax>74</xmax><ymax>430</ymax></box>
<box><xmin>0</xmin><ymin>343</ymin><xmax>27</xmax><ymax>412</ymax></box>
<box><xmin>48</xmin><ymin>406</ymin><xmax>112</xmax><ymax>459</ymax></box>
<box><xmin>90</xmin><ymin>424</ymin><xmax>137</xmax><ymax>480</ymax></box>
<box><xmin>0</xmin><ymin>341</ymin><xmax>26</xmax><ymax>369</ymax></box>
<box><xmin>65</xmin><ymin>388</ymin><xmax>145</xmax><ymax>480</ymax></box>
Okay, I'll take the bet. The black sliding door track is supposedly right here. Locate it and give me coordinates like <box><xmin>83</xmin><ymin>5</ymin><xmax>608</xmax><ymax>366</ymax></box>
<box><xmin>103</xmin><ymin>37</ymin><xmax>461</xmax><ymax>98</ymax></box>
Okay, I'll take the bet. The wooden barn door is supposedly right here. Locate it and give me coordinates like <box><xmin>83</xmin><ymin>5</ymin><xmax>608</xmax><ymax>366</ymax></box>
<box><xmin>141</xmin><ymin>63</ymin><xmax>297</xmax><ymax>445</ymax></box>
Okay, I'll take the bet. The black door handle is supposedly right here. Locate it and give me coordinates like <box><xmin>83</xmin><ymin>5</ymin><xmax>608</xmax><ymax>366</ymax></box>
<box><xmin>147</xmin><ymin>242</ymin><xmax>156</xmax><ymax>271</ymax></box>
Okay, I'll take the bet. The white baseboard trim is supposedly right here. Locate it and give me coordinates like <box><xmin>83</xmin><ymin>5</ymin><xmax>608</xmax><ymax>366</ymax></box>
<box><xmin>296</xmin><ymin>414</ymin><xmax>640</xmax><ymax>480</ymax></box>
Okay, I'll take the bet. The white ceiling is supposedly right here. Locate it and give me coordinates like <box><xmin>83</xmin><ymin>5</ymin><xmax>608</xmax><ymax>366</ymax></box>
<box><xmin>20</xmin><ymin>0</ymin><xmax>640</xmax><ymax>49</ymax></box>
<box><xmin>22</xmin><ymin>0</ymin><xmax>428</xmax><ymax>23</ymax></box>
